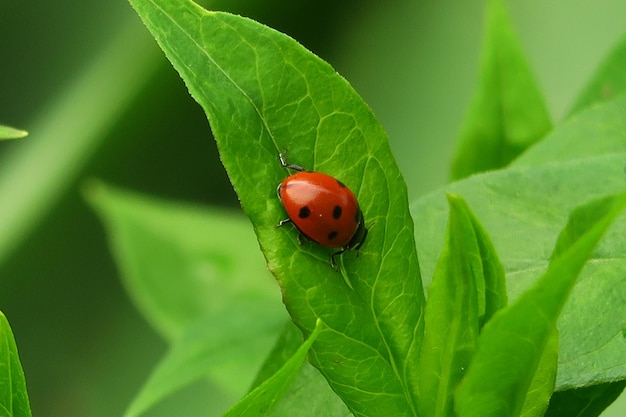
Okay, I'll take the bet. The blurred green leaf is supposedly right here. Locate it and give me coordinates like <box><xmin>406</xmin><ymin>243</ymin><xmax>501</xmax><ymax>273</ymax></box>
<box><xmin>127</xmin><ymin>1</ymin><xmax>424</xmax><ymax>415</ymax></box>
<box><xmin>86</xmin><ymin>182</ymin><xmax>281</xmax><ymax>340</ymax></box>
<box><xmin>455</xmin><ymin>192</ymin><xmax>626</xmax><ymax>417</ymax></box>
<box><xmin>0</xmin><ymin>311</ymin><xmax>32</xmax><ymax>417</ymax></box>
<box><xmin>223</xmin><ymin>319</ymin><xmax>323</xmax><ymax>417</ymax></box>
<box><xmin>87</xmin><ymin>183</ymin><xmax>288</xmax><ymax>414</ymax></box>
<box><xmin>416</xmin><ymin>194</ymin><xmax>505</xmax><ymax>417</ymax></box>
<box><xmin>545</xmin><ymin>381</ymin><xmax>626</xmax><ymax>417</ymax></box>
<box><xmin>124</xmin><ymin>307</ymin><xmax>286</xmax><ymax>417</ymax></box>
<box><xmin>514</xmin><ymin>94</ymin><xmax>626</xmax><ymax>167</ymax></box>
<box><xmin>0</xmin><ymin>19</ymin><xmax>159</xmax><ymax>269</ymax></box>
<box><xmin>570</xmin><ymin>31</ymin><xmax>626</xmax><ymax>115</ymax></box>
<box><xmin>0</xmin><ymin>125</ymin><xmax>28</xmax><ymax>140</ymax></box>
<box><xmin>450</xmin><ymin>0</ymin><xmax>551</xmax><ymax>180</ymax></box>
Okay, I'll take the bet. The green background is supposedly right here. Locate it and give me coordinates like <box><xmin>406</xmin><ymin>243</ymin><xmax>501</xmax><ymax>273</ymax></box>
<box><xmin>1</xmin><ymin>0</ymin><xmax>625</xmax><ymax>415</ymax></box>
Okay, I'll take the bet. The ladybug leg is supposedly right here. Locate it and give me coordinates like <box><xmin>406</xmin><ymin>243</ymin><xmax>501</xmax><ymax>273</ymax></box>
<box><xmin>330</xmin><ymin>223</ymin><xmax>369</xmax><ymax>268</ymax></box>
<box><xmin>277</xmin><ymin>218</ymin><xmax>292</xmax><ymax>228</ymax></box>
<box><xmin>330</xmin><ymin>248</ymin><xmax>346</xmax><ymax>270</ymax></box>
<box><xmin>277</xmin><ymin>218</ymin><xmax>306</xmax><ymax>246</ymax></box>
<box><xmin>279</xmin><ymin>153</ymin><xmax>305</xmax><ymax>172</ymax></box>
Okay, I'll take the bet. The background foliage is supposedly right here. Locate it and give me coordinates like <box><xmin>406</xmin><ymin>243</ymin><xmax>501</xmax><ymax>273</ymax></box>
<box><xmin>2</xmin><ymin>0</ymin><xmax>626</xmax><ymax>416</ymax></box>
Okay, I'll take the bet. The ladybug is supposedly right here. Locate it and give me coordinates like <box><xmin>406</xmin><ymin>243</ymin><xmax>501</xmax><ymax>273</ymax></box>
<box><xmin>277</xmin><ymin>153</ymin><xmax>368</xmax><ymax>268</ymax></box>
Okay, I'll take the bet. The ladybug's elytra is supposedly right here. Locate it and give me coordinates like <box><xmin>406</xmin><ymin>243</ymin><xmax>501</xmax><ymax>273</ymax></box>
<box><xmin>277</xmin><ymin>153</ymin><xmax>368</xmax><ymax>268</ymax></box>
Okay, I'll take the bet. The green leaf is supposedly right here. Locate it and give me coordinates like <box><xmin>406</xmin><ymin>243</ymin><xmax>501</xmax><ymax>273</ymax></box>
<box><xmin>0</xmin><ymin>125</ymin><xmax>28</xmax><ymax>140</ymax></box>
<box><xmin>86</xmin><ymin>183</ymin><xmax>288</xmax><ymax>413</ymax></box>
<box><xmin>413</xmin><ymin>94</ymin><xmax>626</xmax><ymax>390</ymax></box>
<box><xmin>223</xmin><ymin>319</ymin><xmax>323</xmax><ymax>417</ymax></box>
<box><xmin>520</xmin><ymin>330</ymin><xmax>558</xmax><ymax>417</ymax></box>
<box><xmin>268</xmin><ymin>361</ymin><xmax>352</xmax><ymax>417</ymax></box>
<box><xmin>454</xmin><ymin>192</ymin><xmax>626</xmax><ymax>417</ymax></box>
<box><xmin>127</xmin><ymin>1</ymin><xmax>424</xmax><ymax>416</ymax></box>
<box><xmin>545</xmin><ymin>381</ymin><xmax>626</xmax><ymax>417</ymax></box>
<box><xmin>0</xmin><ymin>311</ymin><xmax>33</xmax><ymax>417</ymax></box>
<box><xmin>570</xmin><ymin>31</ymin><xmax>626</xmax><ymax>115</ymax></box>
<box><xmin>252</xmin><ymin>322</ymin><xmax>351</xmax><ymax>417</ymax></box>
<box><xmin>416</xmin><ymin>194</ymin><xmax>505</xmax><ymax>417</ymax></box>
<box><xmin>514</xmin><ymin>94</ymin><xmax>626</xmax><ymax>167</ymax></box>
<box><xmin>450</xmin><ymin>0</ymin><xmax>551</xmax><ymax>180</ymax></box>
<box><xmin>124</xmin><ymin>308</ymin><xmax>286</xmax><ymax>417</ymax></box>
<box><xmin>251</xmin><ymin>322</ymin><xmax>303</xmax><ymax>391</ymax></box>
<box><xmin>86</xmin><ymin>182</ymin><xmax>280</xmax><ymax>341</ymax></box>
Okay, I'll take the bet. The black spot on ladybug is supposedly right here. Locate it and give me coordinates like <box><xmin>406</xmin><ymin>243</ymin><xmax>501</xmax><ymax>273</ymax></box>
<box><xmin>328</xmin><ymin>231</ymin><xmax>338</xmax><ymax>241</ymax></box>
<box><xmin>299</xmin><ymin>206</ymin><xmax>311</xmax><ymax>219</ymax></box>
<box><xmin>336</xmin><ymin>180</ymin><xmax>346</xmax><ymax>188</ymax></box>
<box><xmin>332</xmin><ymin>205</ymin><xmax>342</xmax><ymax>219</ymax></box>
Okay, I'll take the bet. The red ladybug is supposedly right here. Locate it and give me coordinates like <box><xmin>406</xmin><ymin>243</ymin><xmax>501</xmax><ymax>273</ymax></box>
<box><xmin>277</xmin><ymin>153</ymin><xmax>368</xmax><ymax>268</ymax></box>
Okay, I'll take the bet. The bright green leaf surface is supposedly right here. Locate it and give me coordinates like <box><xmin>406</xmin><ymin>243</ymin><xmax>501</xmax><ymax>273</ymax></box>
<box><xmin>127</xmin><ymin>1</ymin><xmax>424</xmax><ymax>416</ymax></box>
<box><xmin>87</xmin><ymin>182</ymin><xmax>281</xmax><ymax>341</ymax></box>
<box><xmin>0</xmin><ymin>311</ymin><xmax>32</xmax><ymax>417</ymax></box>
<box><xmin>414</xmin><ymin>155</ymin><xmax>626</xmax><ymax>390</ymax></box>
<box><xmin>570</xmin><ymin>31</ymin><xmax>626</xmax><ymax>115</ymax></box>
<box><xmin>450</xmin><ymin>0</ymin><xmax>551</xmax><ymax>180</ymax></box>
<box><xmin>124</xmin><ymin>307</ymin><xmax>286</xmax><ymax>417</ymax></box>
<box><xmin>223</xmin><ymin>319</ymin><xmax>323</xmax><ymax>417</ymax></box>
<box><xmin>416</xmin><ymin>194</ymin><xmax>505</xmax><ymax>417</ymax></box>
<box><xmin>0</xmin><ymin>126</ymin><xmax>27</xmax><ymax>140</ymax></box>
<box><xmin>454</xmin><ymin>192</ymin><xmax>626</xmax><ymax>417</ymax></box>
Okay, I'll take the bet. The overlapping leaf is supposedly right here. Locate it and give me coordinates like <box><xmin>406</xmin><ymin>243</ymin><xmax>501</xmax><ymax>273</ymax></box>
<box><xmin>416</xmin><ymin>194</ymin><xmax>506</xmax><ymax>417</ymax></box>
<box><xmin>455</xmin><ymin>192</ymin><xmax>626</xmax><ymax>417</ymax></box>
<box><xmin>450</xmin><ymin>0</ymin><xmax>551</xmax><ymax>180</ymax></box>
<box><xmin>127</xmin><ymin>1</ymin><xmax>424</xmax><ymax>415</ymax></box>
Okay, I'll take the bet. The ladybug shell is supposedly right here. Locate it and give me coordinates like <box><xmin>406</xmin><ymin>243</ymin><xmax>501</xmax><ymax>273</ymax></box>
<box><xmin>278</xmin><ymin>171</ymin><xmax>362</xmax><ymax>248</ymax></box>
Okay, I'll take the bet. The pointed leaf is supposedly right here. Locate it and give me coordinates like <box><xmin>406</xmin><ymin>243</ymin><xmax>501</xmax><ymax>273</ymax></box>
<box><xmin>0</xmin><ymin>311</ymin><xmax>32</xmax><ymax>417</ymax></box>
<box><xmin>520</xmin><ymin>330</ymin><xmax>558</xmax><ymax>417</ymax></box>
<box><xmin>570</xmin><ymin>31</ymin><xmax>626</xmax><ymax>115</ymax></box>
<box><xmin>454</xmin><ymin>192</ymin><xmax>626</xmax><ymax>417</ymax></box>
<box><xmin>252</xmin><ymin>322</ymin><xmax>351</xmax><ymax>417</ymax></box>
<box><xmin>414</xmin><ymin>111</ymin><xmax>626</xmax><ymax>393</ymax></box>
<box><xmin>450</xmin><ymin>0</ymin><xmax>551</xmax><ymax>180</ymax></box>
<box><xmin>223</xmin><ymin>319</ymin><xmax>323</xmax><ymax>417</ymax></box>
<box><xmin>0</xmin><ymin>125</ymin><xmax>27</xmax><ymax>140</ymax></box>
<box><xmin>127</xmin><ymin>1</ymin><xmax>424</xmax><ymax>415</ymax></box>
<box><xmin>416</xmin><ymin>194</ymin><xmax>505</xmax><ymax>417</ymax></box>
